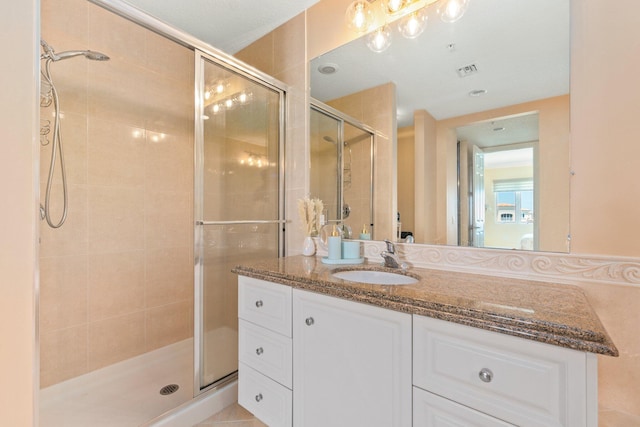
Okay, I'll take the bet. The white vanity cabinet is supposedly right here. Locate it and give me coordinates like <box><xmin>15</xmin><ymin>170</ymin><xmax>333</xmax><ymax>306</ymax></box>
<box><xmin>237</xmin><ymin>275</ymin><xmax>599</xmax><ymax>427</ymax></box>
<box><xmin>292</xmin><ymin>289</ymin><xmax>412</xmax><ymax>427</ymax></box>
<box><xmin>413</xmin><ymin>315</ymin><xmax>598</xmax><ymax>427</ymax></box>
<box><xmin>238</xmin><ymin>277</ymin><xmax>292</xmax><ymax>427</ymax></box>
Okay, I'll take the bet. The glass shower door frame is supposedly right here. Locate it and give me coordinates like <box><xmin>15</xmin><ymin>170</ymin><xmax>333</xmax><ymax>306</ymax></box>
<box><xmin>193</xmin><ymin>50</ymin><xmax>286</xmax><ymax>395</ymax></box>
<box><xmin>310</xmin><ymin>99</ymin><xmax>375</xmax><ymax>234</ymax></box>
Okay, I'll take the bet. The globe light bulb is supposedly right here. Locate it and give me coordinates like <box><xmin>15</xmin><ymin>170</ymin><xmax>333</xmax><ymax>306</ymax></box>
<box><xmin>345</xmin><ymin>1</ymin><xmax>373</xmax><ymax>33</ymax></box>
<box><xmin>438</xmin><ymin>0</ymin><xmax>469</xmax><ymax>23</ymax></box>
<box><xmin>385</xmin><ymin>0</ymin><xmax>406</xmax><ymax>14</ymax></box>
<box><xmin>398</xmin><ymin>8</ymin><xmax>427</xmax><ymax>39</ymax></box>
<box><xmin>366</xmin><ymin>25</ymin><xmax>392</xmax><ymax>53</ymax></box>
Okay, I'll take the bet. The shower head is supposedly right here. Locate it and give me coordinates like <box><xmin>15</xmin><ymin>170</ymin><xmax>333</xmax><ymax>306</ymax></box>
<box><xmin>51</xmin><ymin>50</ymin><xmax>110</xmax><ymax>62</ymax></box>
<box><xmin>40</xmin><ymin>40</ymin><xmax>109</xmax><ymax>62</ymax></box>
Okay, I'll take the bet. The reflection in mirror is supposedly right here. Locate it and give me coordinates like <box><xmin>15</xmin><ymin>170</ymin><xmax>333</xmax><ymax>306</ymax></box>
<box><xmin>310</xmin><ymin>0</ymin><xmax>570</xmax><ymax>252</ymax></box>
<box><xmin>310</xmin><ymin>102</ymin><xmax>375</xmax><ymax>239</ymax></box>
<box><xmin>456</xmin><ymin>113</ymin><xmax>538</xmax><ymax>250</ymax></box>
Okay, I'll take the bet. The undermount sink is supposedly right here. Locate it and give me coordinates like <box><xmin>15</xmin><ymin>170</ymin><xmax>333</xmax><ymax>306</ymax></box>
<box><xmin>332</xmin><ymin>270</ymin><xmax>419</xmax><ymax>285</ymax></box>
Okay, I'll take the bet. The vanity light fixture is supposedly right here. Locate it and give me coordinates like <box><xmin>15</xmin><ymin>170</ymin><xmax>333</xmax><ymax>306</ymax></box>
<box><xmin>345</xmin><ymin>0</ymin><xmax>470</xmax><ymax>53</ymax></box>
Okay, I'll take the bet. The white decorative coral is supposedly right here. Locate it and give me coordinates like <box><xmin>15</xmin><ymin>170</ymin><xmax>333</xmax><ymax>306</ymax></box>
<box><xmin>297</xmin><ymin>197</ymin><xmax>324</xmax><ymax>237</ymax></box>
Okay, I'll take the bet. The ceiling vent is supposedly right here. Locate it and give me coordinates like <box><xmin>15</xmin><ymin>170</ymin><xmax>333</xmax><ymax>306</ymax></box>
<box><xmin>457</xmin><ymin>64</ymin><xmax>478</xmax><ymax>78</ymax></box>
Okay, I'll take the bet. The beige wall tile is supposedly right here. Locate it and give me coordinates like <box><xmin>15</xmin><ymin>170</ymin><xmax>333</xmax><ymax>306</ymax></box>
<box><xmin>39</xmin><ymin>255</ymin><xmax>87</xmax><ymax>331</ymax></box>
<box><xmin>145</xmin><ymin>247</ymin><xmax>193</xmax><ymax>308</ymax></box>
<box><xmin>87</xmin><ymin>311</ymin><xmax>146</xmax><ymax>371</ymax></box>
<box><xmin>87</xmin><ymin>251</ymin><xmax>145</xmax><ymax>322</ymax></box>
<box><xmin>87</xmin><ymin>186</ymin><xmax>145</xmax><ymax>254</ymax></box>
<box><xmin>39</xmin><ymin>183</ymin><xmax>88</xmax><ymax>258</ymax></box>
<box><xmin>87</xmin><ymin>119</ymin><xmax>145</xmax><ymax>188</ymax></box>
<box><xmin>40</xmin><ymin>325</ymin><xmax>87</xmax><ymax>388</ymax></box>
<box><xmin>145</xmin><ymin>301</ymin><xmax>193</xmax><ymax>352</ymax></box>
<box><xmin>144</xmin><ymin>190</ymin><xmax>192</xmax><ymax>250</ymax></box>
<box><xmin>41</xmin><ymin>0</ymin><xmax>88</xmax><ymax>48</ymax></box>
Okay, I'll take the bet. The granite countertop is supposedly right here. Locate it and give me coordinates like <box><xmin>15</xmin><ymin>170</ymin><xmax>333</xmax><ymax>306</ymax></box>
<box><xmin>232</xmin><ymin>255</ymin><xmax>618</xmax><ymax>356</ymax></box>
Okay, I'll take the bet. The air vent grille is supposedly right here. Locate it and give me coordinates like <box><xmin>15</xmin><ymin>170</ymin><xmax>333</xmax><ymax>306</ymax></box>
<box><xmin>457</xmin><ymin>64</ymin><xmax>478</xmax><ymax>78</ymax></box>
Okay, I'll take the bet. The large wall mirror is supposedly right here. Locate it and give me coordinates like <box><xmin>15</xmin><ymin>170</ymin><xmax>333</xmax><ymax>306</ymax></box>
<box><xmin>310</xmin><ymin>0</ymin><xmax>570</xmax><ymax>252</ymax></box>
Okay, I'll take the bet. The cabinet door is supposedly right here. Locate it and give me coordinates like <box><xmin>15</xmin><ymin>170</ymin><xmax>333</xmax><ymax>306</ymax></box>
<box><xmin>293</xmin><ymin>289</ymin><xmax>412</xmax><ymax>427</ymax></box>
<box><xmin>413</xmin><ymin>386</ymin><xmax>515</xmax><ymax>427</ymax></box>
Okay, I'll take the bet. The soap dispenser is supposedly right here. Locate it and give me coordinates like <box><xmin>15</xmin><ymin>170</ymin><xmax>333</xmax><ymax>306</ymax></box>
<box><xmin>327</xmin><ymin>225</ymin><xmax>342</xmax><ymax>260</ymax></box>
<box><xmin>359</xmin><ymin>224</ymin><xmax>371</xmax><ymax>240</ymax></box>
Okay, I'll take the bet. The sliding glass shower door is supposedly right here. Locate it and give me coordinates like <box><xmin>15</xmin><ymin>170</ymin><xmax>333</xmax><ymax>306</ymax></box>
<box><xmin>195</xmin><ymin>52</ymin><xmax>285</xmax><ymax>391</ymax></box>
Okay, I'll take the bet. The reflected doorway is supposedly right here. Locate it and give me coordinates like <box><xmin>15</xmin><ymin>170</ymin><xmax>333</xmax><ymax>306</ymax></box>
<box><xmin>458</xmin><ymin>113</ymin><xmax>538</xmax><ymax>251</ymax></box>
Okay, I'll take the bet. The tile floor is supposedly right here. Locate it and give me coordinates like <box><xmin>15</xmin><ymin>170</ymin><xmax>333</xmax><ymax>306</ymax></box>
<box><xmin>194</xmin><ymin>403</ymin><xmax>266</xmax><ymax>426</ymax></box>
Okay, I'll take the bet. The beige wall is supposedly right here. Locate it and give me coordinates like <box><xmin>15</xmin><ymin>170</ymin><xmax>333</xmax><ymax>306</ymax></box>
<box><xmin>39</xmin><ymin>0</ymin><xmax>194</xmax><ymax>387</ymax></box>
<box><xmin>235</xmin><ymin>12</ymin><xmax>309</xmax><ymax>255</ymax></box>
<box><xmin>569</xmin><ymin>0</ymin><xmax>640</xmax><ymax>416</ymax></box>
<box><xmin>570</xmin><ymin>0</ymin><xmax>640</xmax><ymax>258</ymax></box>
<box><xmin>327</xmin><ymin>84</ymin><xmax>396</xmax><ymax>240</ymax></box>
<box><xmin>0</xmin><ymin>0</ymin><xmax>38</xmax><ymax>425</ymax></box>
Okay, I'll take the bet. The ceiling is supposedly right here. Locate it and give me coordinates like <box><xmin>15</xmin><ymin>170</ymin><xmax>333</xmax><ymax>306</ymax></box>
<box><xmin>310</xmin><ymin>0</ymin><xmax>570</xmax><ymax>128</ymax></box>
<box><xmin>123</xmin><ymin>0</ymin><xmax>319</xmax><ymax>54</ymax></box>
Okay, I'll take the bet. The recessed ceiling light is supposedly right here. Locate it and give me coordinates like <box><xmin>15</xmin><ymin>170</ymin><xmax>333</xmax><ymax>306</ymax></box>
<box><xmin>318</xmin><ymin>63</ymin><xmax>339</xmax><ymax>75</ymax></box>
<box><xmin>468</xmin><ymin>89</ymin><xmax>487</xmax><ymax>97</ymax></box>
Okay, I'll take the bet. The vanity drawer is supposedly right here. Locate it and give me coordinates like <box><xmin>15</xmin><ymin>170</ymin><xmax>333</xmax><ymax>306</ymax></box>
<box><xmin>239</xmin><ymin>319</ymin><xmax>292</xmax><ymax>388</ymax></box>
<box><xmin>238</xmin><ymin>276</ymin><xmax>292</xmax><ymax>337</ymax></box>
<box><xmin>238</xmin><ymin>362</ymin><xmax>292</xmax><ymax>427</ymax></box>
<box><xmin>413</xmin><ymin>315</ymin><xmax>588</xmax><ymax>427</ymax></box>
<box><xmin>413</xmin><ymin>386</ymin><xmax>515</xmax><ymax>426</ymax></box>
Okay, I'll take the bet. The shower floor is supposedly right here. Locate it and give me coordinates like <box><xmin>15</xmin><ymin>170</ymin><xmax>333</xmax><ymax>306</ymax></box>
<box><xmin>40</xmin><ymin>338</ymin><xmax>194</xmax><ymax>427</ymax></box>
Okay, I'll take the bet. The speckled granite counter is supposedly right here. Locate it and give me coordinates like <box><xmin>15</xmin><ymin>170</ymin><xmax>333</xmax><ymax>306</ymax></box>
<box><xmin>232</xmin><ymin>255</ymin><xmax>618</xmax><ymax>356</ymax></box>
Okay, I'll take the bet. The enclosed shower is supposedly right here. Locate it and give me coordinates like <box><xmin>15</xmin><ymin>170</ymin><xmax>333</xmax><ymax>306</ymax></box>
<box><xmin>310</xmin><ymin>101</ymin><xmax>374</xmax><ymax>239</ymax></box>
<box><xmin>39</xmin><ymin>1</ymin><xmax>284</xmax><ymax>425</ymax></box>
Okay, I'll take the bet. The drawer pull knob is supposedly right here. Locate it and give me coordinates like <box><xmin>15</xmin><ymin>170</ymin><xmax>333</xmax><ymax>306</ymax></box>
<box><xmin>479</xmin><ymin>368</ymin><xmax>493</xmax><ymax>383</ymax></box>
<box><xmin>255</xmin><ymin>393</ymin><xmax>263</xmax><ymax>402</ymax></box>
<box><xmin>305</xmin><ymin>317</ymin><xmax>315</xmax><ymax>326</ymax></box>
<box><xmin>256</xmin><ymin>347</ymin><xmax>264</xmax><ymax>356</ymax></box>
<box><xmin>255</xmin><ymin>300</ymin><xmax>263</xmax><ymax>308</ymax></box>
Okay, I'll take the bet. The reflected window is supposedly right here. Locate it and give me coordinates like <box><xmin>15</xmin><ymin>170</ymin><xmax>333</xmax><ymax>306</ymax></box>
<box><xmin>493</xmin><ymin>176</ymin><xmax>534</xmax><ymax>224</ymax></box>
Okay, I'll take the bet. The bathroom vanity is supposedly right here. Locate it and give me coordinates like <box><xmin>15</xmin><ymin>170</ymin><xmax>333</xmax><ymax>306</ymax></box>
<box><xmin>233</xmin><ymin>256</ymin><xmax>617</xmax><ymax>427</ymax></box>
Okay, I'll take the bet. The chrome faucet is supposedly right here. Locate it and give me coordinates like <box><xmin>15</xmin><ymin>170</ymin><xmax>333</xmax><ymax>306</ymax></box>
<box><xmin>381</xmin><ymin>240</ymin><xmax>402</xmax><ymax>269</ymax></box>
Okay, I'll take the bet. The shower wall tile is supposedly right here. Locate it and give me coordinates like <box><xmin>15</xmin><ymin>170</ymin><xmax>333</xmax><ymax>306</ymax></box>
<box><xmin>87</xmin><ymin>60</ymin><xmax>149</xmax><ymax>128</ymax></box>
<box><xmin>40</xmin><ymin>325</ymin><xmax>88</xmax><ymax>388</ymax></box>
<box><xmin>88</xmin><ymin>4</ymin><xmax>147</xmax><ymax>69</ymax></box>
<box><xmin>145</xmin><ymin>31</ymin><xmax>195</xmax><ymax>83</ymax></box>
<box><xmin>87</xmin><ymin>312</ymin><xmax>146</xmax><ymax>371</ymax></box>
<box><xmin>39</xmin><ymin>183</ymin><xmax>88</xmax><ymax>258</ymax></box>
<box><xmin>43</xmin><ymin>58</ymin><xmax>89</xmax><ymax>116</ymax></box>
<box><xmin>41</xmin><ymin>0</ymin><xmax>88</xmax><ymax>49</ymax></box>
<box><xmin>87</xmin><ymin>119</ymin><xmax>145</xmax><ymax>188</ymax></box>
<box><xmin>87</xmin><ymin>186</ymin><xmax>145</xmax><ymax>254</ymax></box>
<box><xmin>144</xmin><ymin>190</ymin><xmax>192</xmax><ymax>250</ymax></box>
<box><xmin>39</xmin><ymin>110</ymin><xmax>89</xmax><ymax>186</ymax></box>
<box><xmin>144</xmin><ymin>132</ymin><xmax>193</xmax><ymax>194</ymax></box>
<box><xmin>145</xmin><ymin>301</ymin><xmax>193</xmax><ymax>352</ymax></box>
<box><xmin>87</xmin><ymin>251</ymin><xmax>145</xmax><ymax>322</ymax></box>
<box><xmin>145</xmin><ymin>247</ymin><xmax>193</xmax><ymax>309</ymax></box>
<box><xmin>39</xmin><ymin>255</ymin><xmax>88</xmax><ymax>331</ymax></box>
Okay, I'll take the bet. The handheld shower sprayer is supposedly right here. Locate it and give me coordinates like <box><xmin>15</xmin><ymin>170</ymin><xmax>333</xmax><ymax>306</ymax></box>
<box><xmin>39</xmin><ymin>39</ymin><xmax>110</xmax><ymax>228</ymax></box>
<box><xmin>40</xmin><ymin>39</ymin><xmax>110</xmax><ymax>62</ymax></box>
